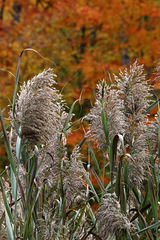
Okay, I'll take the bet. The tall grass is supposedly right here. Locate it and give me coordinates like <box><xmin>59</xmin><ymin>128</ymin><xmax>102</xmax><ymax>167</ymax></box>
<box><xmin>0</xmin><ymin>51</ymin><xmax>160</xmax><ymax>239</ymax></box>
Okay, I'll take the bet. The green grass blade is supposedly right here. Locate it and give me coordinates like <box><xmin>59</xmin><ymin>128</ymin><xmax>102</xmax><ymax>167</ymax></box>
<box><xmin>142</xmin><ymin>99</ymin><xmax>160</xmax><ymax>115</ymax></box>
<box><xmin>71</xmin><ymin>206</ymin><xmax>86</xmax><ymax>236</ymax></box>
<box><xmin>87</xmin><ymin>140</ymin><xmax>102</xmax><ymax>178</ymax></box>
<box><xmin>30</xmin><ymin>146</ymin><xmax>38</xmax><ymax>189</ymax></box>
<box><xmin>0</xmin><ymin>166</ymin><xmax>10</xmax><ymax>177</ymax></box>
<box><xmin>120</xmin><ymin>182</ymin><xmax>127</xmax><ymax>213</ymax></box>
<box><xmin>12</xmin><ymin>50</ymin><xmax>24</xmax><ymax>118</ymax></box>
<box><xmin>115</xmin><ymin>160</ymin><xmax>121</xmax><ymax>198</ymax></box>
<box><xmin>132</xmin><ymin>221</ymin><xmax>160</xmax><ymax>236</ymax></box>
<box><xmin>124</xmin><ymin>160</ymin><xmax>128</xmax><ymax>196</ymax></box>
<box><xmin>0</xmin><ymin>211</ymin><xmax>5</xmax><ymax>231</ymax></box>
<box><xmin>63</xmin><ymin>99</ymin><xmax>79</xmax><ymax>134</ymax></box>
<box><xmin>86</xmin><ymin>203</ymin><xmax>96</xmax><ymax>225</ymax></box>
<box><xmin>10</xmin><ymin>169</ymin><xmax>16</xmax><ymax>200</ymax></box>
<box><xmin>101</xmin><ymin>108</ymin><xmax>110</xmax><ymax>147</ymax></box>
<box><xmin>5</xmin><ymin>209</ymin><xmax>14</xmax><ymax>240</ymax></box>
<box><xmin>65</xmin><ymin>117</ymin><xmax>83</xmax><ymax>131</ymax></box>
<box><xmin>0</xmin><ymin>123</ymin><xmax>11</xmax><ymax>138</ymax></box>
<box><xmin>130</xmin><ymin>209</ymin><xmax>154</xmax><ymax>239</ymax></box>
<box><xmin>23</xmin><ymin>185</ymin><xmax>42</xmax><ymax>240</ymax></box>
<box><xmin>83</xmin><ymin>172</ymin><xmax>99</xmax><ymax>203</ymax></box>
<box><xmin>148</xmin><ymin>175</ymin><xmax>158</xmax><ymax>222</ymax></box>
<box><xmin>26</xmin><ymin>147</ymin><xmax>38</xmax><ymax>208</ymax></box>
<box><xmin>110</xmin><ymin>135</ymin><xmax>118</xmax><ymax>192</ymax></box>
<box><xmin>18</xmin><ymin>178</ymin><xmax>25</xmax><ymax>210</ymax></box>
<box><xmin>130</xmin><ymin>99</ymin><xmax>160</xmax><ymax>128</ymax></box>
<box><xmin>0</xmin><ymin>108</ymin><xmax>16</xmax><ymax>175</ymax></box>
<box><xmin>9</xmin><ymin>133</ymin><xmax>21</xmax><ymax>202</ymax></box>
<box><xmin>12</xmin><ymin>48</ymin><xmax>54</xmax><ymax>117</ymax></box>
<box><xmin>88</xmin><ymin>164</ymin><xmax>106</xmax><ymax>193</ymax></box>
<box><xmin>15</xmin><ymin>133</ymin><xmax>21</xmax><ymax>160</ymax></box>
<box><xmin>110</xmin><ymin>134</ymin><xmax>125</xmax><ymax>194</ymax></box>
<box><xmin>78</xmin><ymin>136</ymin><xmax>87</xmax><ymax>149</ymax></box>
<box><xmin>13</xmin><ymin>119</ymin><xmax>20</xmax><ymax>137</ymax></box>
<box><xmin>105</xmin><ymin>178</ymin><xmax>116</xmax><ymax>191</ymax></box>
<box><xmin>0</xmin><ymin>179</ymin><xmax>13</xmax><ymax>224</ymax></box>
<box><xmin>147</xmin><ymin>137</ymin><xmax>157</xmax><ymax>185</ymax></box>
<box><xmin>141</xmin><ymin>184</ymin><xmax>149</xmax><ymax>208</ymax></box>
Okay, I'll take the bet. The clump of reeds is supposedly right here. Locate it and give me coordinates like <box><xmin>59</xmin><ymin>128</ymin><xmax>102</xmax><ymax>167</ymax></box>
<box><xmin>0</xmin><ymin>51</ymin><xmax>160</xmax><ymax>240</ymax></box>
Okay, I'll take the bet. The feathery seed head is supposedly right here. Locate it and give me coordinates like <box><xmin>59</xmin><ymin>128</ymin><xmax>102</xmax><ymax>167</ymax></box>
<box><xmin>113</xmin><ymin>62</ymin><xmax>153</xmax><ymax>188</ymax></box>
<box><xmin>65</xmin><ymin>150</ymin><xmax>87</xmax><ymax>206</ymax></box>
<box><xmin>114</xmin><ymin>61</ymin><xmax>150</xmax><ymax>118</ymax></box>
<box><xmin>114</xmin><ymin>61</ymin><xmax>151</xmax><ymax>138</ymax></box>
<box><xmin>86</xmin><ymin>80</ymin><xmax>125</xmax><ymax>150</ymax></box>
<box><xmin>14</xmin><ymin>68</ymin><xmax>67</xmax><ymax>146</ymax></box>
<box><xmin>96</xmin><ymin>193</ymin><xmax>133</xmax><ymax>239</ymax></box>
